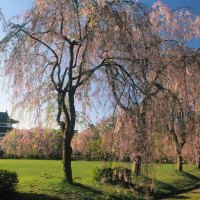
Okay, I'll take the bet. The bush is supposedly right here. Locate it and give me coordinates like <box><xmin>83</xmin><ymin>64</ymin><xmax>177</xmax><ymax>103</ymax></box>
<box><xmin>0</xmin><ymin>170</ymin><xmax>18</xmax><ymax>193</ymax></box>
<box><xmin>93</xmin><ymin>166</ymin><xmax>131</xmax><ymax>187</ymax></box>
<box><xmin>93</xmin><ymin>166</ymin><xmax>113</xmax><ymax>183</ymax></box>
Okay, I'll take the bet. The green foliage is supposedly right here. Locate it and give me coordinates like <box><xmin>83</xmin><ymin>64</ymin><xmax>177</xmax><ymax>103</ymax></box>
<box><xmin>93</xmin><ymin>166</ymin><xmax>113</xmax><ymax>182</ymax></box>
<box><xmin>93</xmin><ymin>165</ymin><xmax>132</xmax><ymax>186</ymax></box>
<box><xmin>89</xmin><ymin>137</ymin><xmax>103</xmax><ymax>160</ymax></box>
<box><xmin>0</xmin><ymin>169</ymin><xmax>18</xmax><ymax>193</ymax></box>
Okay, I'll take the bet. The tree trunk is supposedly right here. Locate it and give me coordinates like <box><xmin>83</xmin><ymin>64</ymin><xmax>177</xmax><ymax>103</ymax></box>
<box><xmin>197</xmin><ymin>153</ymin><xmax>200</xmax><ymax>170</ymax></box>
<box><xmin>63</xmin><ymin>133</ymin><xmax>73</xmax><ymax>183</ymax></box>
<box><xmin>176</xmin><ymin>154</ymin><xmax>183</xmax><ymax>172</ymax></box>
<box><xmin>131</xmin><ymin>101</ymin><xmax>146</xmax><ymax>176</ymax></box>
<box><xmin>132</xmin><ymin>154</ymin><xmax>141</xmax><ymax>176</ymax></box>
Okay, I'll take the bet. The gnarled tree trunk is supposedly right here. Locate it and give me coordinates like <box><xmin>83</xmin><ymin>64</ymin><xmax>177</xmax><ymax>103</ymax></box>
<box><xmin>63</xmin><ymin>133</ymin><xmax>73</xmax><ymax>183</ymax></box>
<box><xmin>175</xmin><ymin>144</ymin><xmax>184</xmax><ymax>172</ymax></box>
<box><xmin>197</xmin><ymin>150</ymin><xmax>200</xmax><ymax>170</ymax></box>
<box><xmin>176</xmin><ymin>153</ymin><xmax>183</xmax><ymax>172</ymax></box>
<box><xmin>57</xmin><ymin>90</ymin><xmax>76</xmax><ymax>183</ymax></box>
<box><xmin>132</xmin><ymin>154</ymin><xmax>141</xmax><ymax>176</ymax></box>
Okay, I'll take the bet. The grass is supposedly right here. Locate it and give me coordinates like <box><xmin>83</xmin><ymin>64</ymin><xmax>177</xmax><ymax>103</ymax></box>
<box><xmin>165</xmin><ymin>187</ymin><xmax>200</xmax><ymax>199</ymax></box>
<box><xmin>0</xmin><ymin>160</ymin><xmax>200</xmax><ymax>199</ymax></box>
<box><xmin>0</xmin><ymin>160</ymin><xmax>134</xmax><ymax>200</ymax></box>
<box><xmin>153</xmin><ymin>164</ymin><xmax>200</xmax><ymax>199</ymax></box>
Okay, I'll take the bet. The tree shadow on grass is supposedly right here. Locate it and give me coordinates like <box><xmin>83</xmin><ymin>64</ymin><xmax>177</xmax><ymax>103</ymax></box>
<box><xmin>64</xmin><ymin>182</ymin><xmax>103</xmax><ymax>200</ymax></box>
<box><xmin>164</xmin><ymin>195</ymin><xmax>189</xmax><ymax>199</ymax></box>
<box><xmin>1</xmin><ymin>183</ymin><xmax>121</xmax><ymax>200</ymax></box>
<box><xmin>0</xmin><ymin>184</ymin><xmax>103</xmax><ymax>200</ymax></box>
<box><xmin>53</xmin><ymin>181</ymin><xmax>106</xmax><ymax>200</ymax></box>
<box><xmin>0</xmin><ymin>191</ymin><xmax>61</xmax><ymax>200</ymax></box>
<box><xmin>181</xmin><ymin>171</ymin><xmax>200</xmax><ymax>181</ymax></box>
<box><xmin>155</xmin><ymin>171</ymin><xmax>200</xmax><ymax>199</ymax></box>
<box><xmin>73</xmin><ymin>182</ymin><xmax>102</xmax><ymax>195</ymax></box>
<box><xmin>68</xmin><ymin>182</ymin><xmax>134</xmax><ymax>200</ymax></box>
<box><xmin>156</xmin><ymin>181</ymin><xmax>179</xmax><ymax>193</ymax></box>
<box><xmin>152</xmin><ymin>181</ymin><xmax>178</xmax><ymax>199</ymax></box>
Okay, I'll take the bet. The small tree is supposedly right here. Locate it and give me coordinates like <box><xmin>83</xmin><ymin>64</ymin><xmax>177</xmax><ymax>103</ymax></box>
<box><xmin>154</xmin><ymin>46</ymin><xmax>200</xmax><ymax>171</ymax></box>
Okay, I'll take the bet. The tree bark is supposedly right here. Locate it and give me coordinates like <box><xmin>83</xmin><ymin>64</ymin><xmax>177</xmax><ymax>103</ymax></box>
<box><xmin>176</xmin><ymin>154</ymin><xmax>183</xmax><ymax>172</ymax></box>
<box><xmin>132</xmin><ymin>154</ymin><xmax>141</xmax><ymax>176</ymax></box>
<box><xmin>197</xmin><ymin>153</ymin><xmax>200</xmax><ymax>170</ymax></box>
<box><xmin>132</xmin><ymin>101</ymin><xmax>147</xmax><ymax>176</ymax></box>
<box><xmin>63</xmin><ymin>133</ymin><xmax>73</xmax><ymax>183</ymax></box>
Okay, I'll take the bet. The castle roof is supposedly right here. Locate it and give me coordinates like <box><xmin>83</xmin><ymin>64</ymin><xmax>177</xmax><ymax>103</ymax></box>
<box><xmin>0</xmin><ymin>111</ymin><xmax>19</xmax><ymax>124</ymax></box>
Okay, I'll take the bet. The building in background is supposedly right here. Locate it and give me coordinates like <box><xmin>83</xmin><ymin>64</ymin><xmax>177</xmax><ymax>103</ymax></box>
<box><xmin>0</xmin><ymin>111</ymin><xmax>19</xmax><ymax>137</ymax></box>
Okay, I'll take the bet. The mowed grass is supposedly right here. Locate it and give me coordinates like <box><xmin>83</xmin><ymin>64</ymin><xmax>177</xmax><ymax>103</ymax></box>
<box><xmin>0</xmin><ymin>160</ymin><xmax>134</xmax><ymax>200</ymax></box>
<box><xmin>153</xmin><ymin>164</ymin><xmax>200</xmax><ymax>199</ymax></box>
<box><xmin>165</xmin><ymin>187</ymin><xmax>200</xmax><ymax>199</ymax></box>
<box><xmin>0</xmin><ymin>160</ymin><xmax>200</xmax><ymax>200</ymax></box>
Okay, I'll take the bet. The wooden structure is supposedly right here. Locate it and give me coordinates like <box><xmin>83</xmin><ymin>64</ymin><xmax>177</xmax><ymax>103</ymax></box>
<box><xmin>0</xmin><ymin>111</ymin><xmax>18</xmax><ymax>137</ymax></box>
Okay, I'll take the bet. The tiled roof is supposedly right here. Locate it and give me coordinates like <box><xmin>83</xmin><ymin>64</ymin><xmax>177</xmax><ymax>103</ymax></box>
<box><xmin>0</xmin><ymin>127</ymin><xmax>13</xmax><ymax>132</ymax></box>
<box><xmin>0</xmin><ymin>111</ymin><xmax>19</xmax><ymax>124</ymax></box>
<box><xmin>0</xmin><ymin>112</ymin><xmax>9</xmax><ymax>122</ymax></box>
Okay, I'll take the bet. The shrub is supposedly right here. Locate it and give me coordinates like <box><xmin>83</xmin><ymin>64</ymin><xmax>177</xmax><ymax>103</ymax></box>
<box><xmin>93</xmin><ymin>166</ymin><xmax>113</xmax><ymax>183</ymax></box>
<box><xmin>0</xmin><ymin>170</ymin><xmax>18</xmax><ymax>193</ymax></box>
<box><xmin>93</xmin><ymin>166</ymin><xmax>131</xmax><ymax>187</ymax></box>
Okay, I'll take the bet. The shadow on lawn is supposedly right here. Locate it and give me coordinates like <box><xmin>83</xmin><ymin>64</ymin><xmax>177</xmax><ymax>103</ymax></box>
<box><xmin>165</xmin><ymin>195</ymin><xmax>189</xmax><ymax>199</ymax></box>
<box><xmin>1</xmin><ymin>192</ymin><xmax>61</xmax><ymax>200</ymax></box>
<box><xmin>155</xmin><ymin>172</ymin><xmax>200</xmax><ymax>199</ymax></box>
<box><xmin>63</xmin><ymin>182</ymin><xmax>103</xmax><ymax>199</ymax></box>
<box><xmin>73</xmin><ymin>182</ymin><xmax>102</xmax><ymax>195</ymax></box>
<box><xmin>65</xmin><ymin>182</ymin><xmax>133</xmax><ymax>200</ymax></box>
<box><xmin>1</xmin><ymin>183</ymin><xmax>108</xmax><ymax>200</ymax></box>
<box><xmin>182</xmin><ymin>171</ymin><xmax>200</xmax><ymax>181</ymax></box>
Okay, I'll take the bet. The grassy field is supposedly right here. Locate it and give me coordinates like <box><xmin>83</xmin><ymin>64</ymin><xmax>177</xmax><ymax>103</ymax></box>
<box><xmin>165</xmin><ymin>187</ymin><xmax>200</xmax><ymax>200</ymax></box>
<box><xmin>0</xmin><ymin>160</ymin><xmax>200</xmax><ymax>199</ymax></box>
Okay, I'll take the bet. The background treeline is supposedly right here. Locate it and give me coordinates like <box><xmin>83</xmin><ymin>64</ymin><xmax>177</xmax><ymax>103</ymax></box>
<box><xmin>72</xmin><ymin>117</ymin><xmax>200</xmax><ymax>166</ymax></box>
<box><xmin>0</xmin><ymin>128</ymin><xmax>63</xmax><ymax>159</ymax></box>
<box><xmin>0</xmin><ymin>120</ymin><xmax>199</xmax><ymax>166</ymax></box>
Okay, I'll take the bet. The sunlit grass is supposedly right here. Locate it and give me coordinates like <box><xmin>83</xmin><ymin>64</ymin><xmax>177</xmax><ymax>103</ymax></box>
<box><xmin>0</xmin><ymin>160</ymin><xmax>134</xmax><ymax>199</ymax></box>
<box><xmin>153</xmin><ymin>164</ymin><xmax>200</xmax><ymax>197</ymax></box>
<box><xmin>165</xmin><ymin>187</ymin><xmax>200</xmax><ymax>199</ymax></box>
<box><xmin>0</xmin><ymin>160</ymin><xmax>200</xmax><ymax>199</ymax></box>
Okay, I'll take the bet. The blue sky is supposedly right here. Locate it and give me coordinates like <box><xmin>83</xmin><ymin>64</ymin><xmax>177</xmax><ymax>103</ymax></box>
<box><xmin>141</xmin><ymin>0</ymin><xmax>200</xmax><ymax>13</ymax></box>
<box><xmin>0</xmin><ymin>0</ymin><xmax>199</xmax><ymax>128</ymax></box>
<box><xmin>0</xmin><ymin>0</ymin><xmax>33</xmax><ymax>19</ymax></box>
<box><xmin>0</xmin><ymin>0</ymin><xmax>34</xmax><ymax>128</ymax></box>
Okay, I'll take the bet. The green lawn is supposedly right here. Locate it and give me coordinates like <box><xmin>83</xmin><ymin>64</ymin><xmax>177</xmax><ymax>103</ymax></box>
<box><xmin>153</xmin><ymin>164</ymin><xmax>200</xmax><ymax>199</ymax></box>
<box><xmin>156</xmin><ymin>164</ymin><xmax>200</xmax><ymax>193</ymax></box>
<box><xmin>0</xmin><ymin>160</ymin><xmax>200</xmax><ymax>199</ymax></box>
<box><xmin>165</xmin><ymin>187</ymin><xmax>200</xmax><ymax>199</ymax></box>
<box><xmin>0</xmin><ymin>160</ymin><xmax>134</xmax><ymax>200</ymax></box>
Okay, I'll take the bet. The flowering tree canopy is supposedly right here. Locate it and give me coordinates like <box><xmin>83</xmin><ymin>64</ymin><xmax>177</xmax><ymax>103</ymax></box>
<box><xmin>0</xmin><ymin>0</ymin><xmax>199</xmax><ymax>182</ymax></box>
